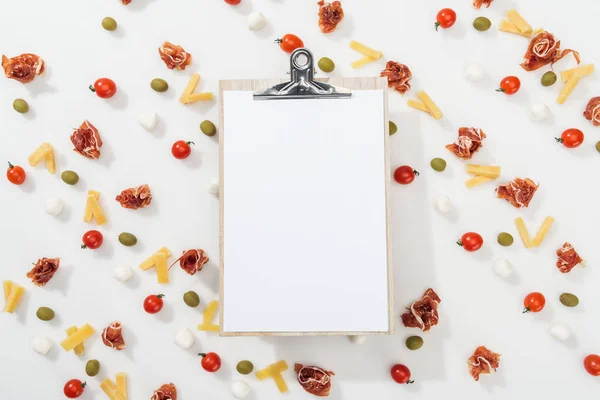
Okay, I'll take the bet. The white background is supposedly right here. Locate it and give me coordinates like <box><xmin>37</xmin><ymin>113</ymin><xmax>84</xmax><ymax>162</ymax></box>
<box><xmin>0</xmin><ymin>0</ymin><xmax>599</xmax><ymax>399</ymax></box>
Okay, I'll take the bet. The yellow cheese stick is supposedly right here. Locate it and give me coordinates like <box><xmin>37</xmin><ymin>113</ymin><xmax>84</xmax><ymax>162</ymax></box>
<box><xmin>351</xmin><ymin>56</ymin><xmax>376</xmax><ymax>69</ymax></box>
<box><xmin>499</xmin><ymin>20</ymin><xmax>532</xmax><ymax>38</ymax></box>
<box><xmin>349</xmin><ymin>40</ymin><xmax>382</xmax><ymax>60</ymax></box>
<box><xmin>3</xmin><ymin>284</ymin><xmax>24</xmax><ymax>313</ymax></box>
<box><xmin>465</xmin><ymin>176</ymin><xmax>494</xmax><ymax>188</ymax></box>
<box><xmin>115</xmin><ymin>373</ymin><xmax>128</xmax><ymax>400</ymax></box>
<box><xmin>506</xmin><ymin>9</ymin><xmax>532</xmax><ymax>34</ymax></box>
<box><xmin>154</xmin><ymin>253</ymin><xmax>169</xmax><ymax>284</ymax></box>
<box><xmin>83</xmin><ymin>191</ymin><xmax>98</xmax><ymax>222</ymax></box>
<box><xmin>3</xmin><ymin>280</ymin><xmax>13</xmax><ymax>302</ymax></box>
<box><xmin>65</xmin><ymin>326</ymin><xmax>85</xmax><ymax>356</ymax></box>
<box><xmin>28</xmin><ymin>143</ymin><xmax>53</xmax><ymax>167</ymax></box>
<box><xmin>256</xmin><ymin>361</ymin><xmax>289</xmax><ymax>393</ymax></box>
<box><xmin>87</xmin><ymin>195</ymin><xmax>107</xmax><ymax>225</ymax></box>
<box><xmin>557</xmin><ymin>73</ymin><xmax>581</xmax><ymax>104</ymax></box>
<box><xmin>515</xmin><ymin>217</ymin><xmax>534</xmax><ymax>249</ymax></box>
<box><xmin>61</xmin><ymin>324</ymin><xmax>95</xmax><ymax>351</ymax></box>
<box><xmin>466</xmin><ymin>165</ymin><xmax>501</xmax><ymax>178</ymax></box>
<box><xmin>100</xmin><ymin>378</ymin><xmax>126</xmax><ymax>400</ymax></box>
<box><xmin>203</xmin><ymin>300</ymin><xmax>219</xmax><ymax>323</ymax></box>
<box><xmin>140</xmin><ymin>247</ymin><xmax>172</xmax><ymax>270</ymax></box>
<box><xmin>561</xmin><ymin>64</ymin><xmax>594</xmax><ymax>83</ymax></box>
<box><xmin>181</xmin><ymin>73</ymin><xmax>200</xmax><ymax>96</ymax></box>
<box><xmin>197</xmin><ymin>323</ymin><xmax>220</xmax><ymax>332</ymax></box>
<box><xmin>532</xmin><ymin>216</ymin><xmax>555</xmax><ymax>247</ymax></box>
<box><xmin>407</xmin><ymin>100</ymin><xmax>431</xmax><ymax>114</ymax></box>
<box><xmin>417</xmin><ymin>91</ymin><xmax>442</xmax><ymax>119</ymax></box>
<box><xmin>182</xmin><ymin>92</ymin><xmax>214</xmax><ymax>103</ymax></box>
<box><xmin>44</xmin><ymin>149</ymin><xmax>56</xmax><ymax>174</ymax></box>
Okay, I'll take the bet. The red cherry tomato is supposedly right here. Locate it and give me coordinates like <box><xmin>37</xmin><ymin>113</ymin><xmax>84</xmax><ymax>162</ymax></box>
<box><xmin>523</xmin><ymin>292</ymin><xmax>545</xmax><ymax>313</ymax></box>
<box><xmin>497</xmin><ymin>76</ymin><xmax>521</xmax><ymax>95</ymax></box>
<box><xmin>171</xmin><ymin>140</ymin><xmax>194</xmax><ymax>159</ymax></box>
<box><xmin>81</xmin><ymin>230</ymin><xmax>103</xmax><ymax>250</ymax></box>
<box><xmin>457</xmin><ymin>232</ymin><xmax>483</xmax><ymax>252</ymax></box>
<box><xmin>556</xmin><ymin>128</ymin><xmax>584</xmax><ymax>148</ymax></box>
<box><xmin>90</xmin><ymin>78</ymin><xmax>117</xmax><ymax>99</ymax></box>
<box><xmin>63</xmin><ymin>379</ymin><xmax>86</xmax><ymax>398</ymax></box>
<box><xmin>584</xmin><ymin>354</ymin><xmax>600</xmax><ymax>376</ymax></box>
<box><xmin>275</xmin><ymin>34</ymin><xmax>304</xmax><ymax>54</ymax></box>
<box><xmin>224</xmin><ymin>0</ymin><xmax>241</xmax><ymax>4</ymax></box>
<box><xmin>390</xmin><ymin>364</ymin><xmax>414</xmax><ymax>384</ymax></box>
<box><xmin>6</xmin><ymin>162</ymin><xmax>26</xmax><ymax>185</ymax></box>
<box><xmin>435</xmin><ymin>8</ymin><xmax>456</xmax><ymax>31</ymax></box>
<box><xmin>144</xmin><ymin>294</ymin><xmax>164</xmax><ymax>314</ymax></box>
<box><xmin>199</xmin><ymin>352</ymin><xmax>222</xmax><ymax>372</ymax></box>
<box><xmin>394</xmin><ymin>166</ymin><xmax>419</xmax><ymax>185</ymax></box>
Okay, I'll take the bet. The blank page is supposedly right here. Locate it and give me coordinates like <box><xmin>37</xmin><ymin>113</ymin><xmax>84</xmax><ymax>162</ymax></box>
<box><xmin>222</xmin><ymin>90</ymin><xmax>389</xmax><ymax>333</ymax></box>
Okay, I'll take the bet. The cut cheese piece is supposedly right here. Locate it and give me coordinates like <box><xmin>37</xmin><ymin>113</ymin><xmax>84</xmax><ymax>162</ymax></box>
<box><xmin>506</xmin><ymin>9</ymin><xmax>532</xmax><ymax>34</ymax></box>
<box><xmin>44</xmin><ymin>148</ymin><xmax>56</xmax><ymax>174</ymax></box>
<box><xmin>557</xmin><ymin>73</ymin><xmax>581</xmax><ymax>104</ymax></box>
<box><xmin>515</xmin><ymin>217</ymin><xmax>534</xmax><ymax>249</ymax></box>
<box><xmin>349</xmin><ymin>40</ymin><xmax>382</xmax><ymax>60</ymax></box>
<box><xmin>197</xmin><ymin>323</ymin><xmax>220</xmax><ymax>332</ymax></box>
<box><xmin>115</xmin><ymin>373</ymin><xmax>128</xmax><ymax>400</ymax></box>
<box><xmin>3</xmin><ymin>280</ymin><xmax>13</xmax><ymax>302</ymax></box>
<box><xmin>154</xmin><ymin>253</ymin><xmax>169</xmax><ymax>284</ymax></box>
<box><xmin>83</xmin><ymin>191</ymin><xmax>99</xmax><ymax>222</ymax></box>
<box><xmin>84</xmin><ymin>190</ymin><xmax>107</xmax><ymax>225</ymax></box>
<box><xmin>100</xmin><ymin>378</ymin><xmax>126</xmax><ymax>400</ymax></box>
<box><xmin>203</xmin><ymin>300</ymin><xmax>219</xmax><ymax>323</ymax></box>
<box><xmin>466</xmin><ymin>165</ymin><xmax>501</xmax><ymax>178</ymax></box>
<box><xmin>28</xmin><ymin>143</ymin><xmax>55</xmax><ymax>173</ymax></box>
<box><xmin>465</xmin><ymin>176</ymin><xmax>494</xmax><ymax>188</ymax></box>
<box><xmin>417</xmin><ymin>91</ymin><xmax>442</xmax><ymax>119</ymax></box>
<box><xmin>499</xmin><ymin>20</ymin><xmax>532</xmax><ymax>38</ymax></box>
<box><xmin>532</xmin><ymin>216</ymin><xmax>555</xmax><ymax>247</ymax></box>
<box><xmin>351</xmin><ymin>56</ymin><xmax>376</xmax><ymax>69</ymax></box>
<box><xmin>179</xmin><ymin>73</ymin><xmax>201</xmax><ymax>104</ymax></box>
<box><xmin>61</xmin><ymin>324</ymin><xmax>95</xmax><ymax>351</ymax></box>
<box><xmin>407</xmin><ymin>100</ymin><xmax>431</xmax><ymax>114</ymax></box>
<box><xmin>561</xmin><ymin>64</ymin><xmax>594</xmax><ymax>83</ymax></box>
<box><xmin>65</xmin><ymin>326</ymin><xmax>85</xmax><ymax>356</ymax></box>
<box><xmin>256</xmin><ymin>361</ymin><xmax>289</xmax><ymax>393</ymax></box>
<box><xmin>181</xmin><ymin>92</ymin><xmax>214</xmax><ymax>103</ymax></box>
<box><xmin>3</xmin><ymin>283</ymin><xmax>24</xmax><ymax>313</ymax></box>
<box><xmin>139</xmin><ymin>247</ymin><xmax>172</xmax><ymax>270</ymax></box>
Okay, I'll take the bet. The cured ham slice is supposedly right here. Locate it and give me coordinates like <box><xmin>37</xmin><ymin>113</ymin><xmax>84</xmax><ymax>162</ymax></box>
<box><xmin>158</xmin><ymin>42</ymin><xmax>192</xmax><ymax>70</ymax></box>
<box><xmin>473</xmin><ymin>0</ymin><xmax>493</xmax><ymax>8</ymax></box>
<box><xmin>583</xmin><ymin>97</ymin><xmax>600</xmax><ymax>126</ymax></box>
<box><xmin>26</xmin><ymin>258</ymin><xmax>60</xmax><ymax>286</ymax></box>
<box><xmin>71</xmin><ymin>120</ymin><xmax>103</xmax><ymax>159</ymax></box>
<box><xmin>556</xmin><ymin>242</ymin><xmax>584</xmax><ymax>274</ymax></box>
<box><xmin>496</xmin><ymin>178</ymin><xmax>538</xmax><ymax>208</ymax></box>
<box><xmin>521</xmin><ymin>31</ymin><xmax>580</xmax><ymax>71</ymax></box>
<box><xmin>122</xmin><ymin>0</ymin><xmax>132</xmax><ymax>4</ymax></box>
<box><xmin>401</xmin><ymin>288</ymin><xmax>441</xmax><ymax>332</ymax></box>
<box><xmin>101</xmin><ymin>321</ymin><xmax>127</xmax><ymax>350</ymax></box>
<box><xmin>380</xmin><ymin>61</ymin><xmax>412</xmax><ymax>95</ymax></box>
<box><xmin>172</xmin><ymin>249</ymin><xmax>209</xmax><ymax>275</ymax></box>
<box><xmin>468</xmin><ymin>346</ymin><xmax>500</xmax><ymax>381</ymax></box>
<box><xmin>2</xmin><ymin>53</ymin><xmax>44</xmax><ymax>83</ymax></box>
<box><xmin>151</xmin><ymin>383</ymin><xmax>177</xmax><ymax>400</ymax></box>
<box><xmin>317</xmin><ymin>1</ymin><xmax>344</xmax><ymax>33</ymax></box>
<box><xmin>295</xmin><ymin>363</ymin><xmax>335</xmax><ymax>397</ymax></box>
<box><xmin>115</xmin><ymin>184</ymin><xmax>152</xmax><ymax>210</ymax></box>
<box><xmin>445</xmin><ymin>127</ymin><xmax>486</xmax><ymax>160</ymax></box>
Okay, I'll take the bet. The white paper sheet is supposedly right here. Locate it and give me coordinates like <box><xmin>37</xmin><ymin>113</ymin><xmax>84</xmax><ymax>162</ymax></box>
<box><xmin>222</xmin><ymin>90</ymin><xmax>389</xmax><ymax>333</ymax></box>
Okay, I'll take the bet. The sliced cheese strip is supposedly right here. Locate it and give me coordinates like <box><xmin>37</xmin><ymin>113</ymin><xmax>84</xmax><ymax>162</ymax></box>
<box><xmin>417</xmin><ymin>91</ymin><xmax>443</xmax><ymax>119</ymax></box>
<box><xmin>515</xmin><ymin>217</ymin><xmax>534</xmax><ymax>249</ymax></box>
<box><xmin>154</xmin><ymin>253</ymin><xmax>169</xmax><ymax>284</ymax></box>
<box><xmin>407</xmin><ymin>100</ymin><xmax>431</xmax><ymax>113</ymax></box>
<box><xmin>140</xmin><ymin>247</ymin><xmax>172</xmax><ymax>270</ymax></box>
<box><xmin>115</xmin><ymin>373</ymin><xmax>128</xmax><ymax>400</ymax></box>
<box><xmin>28</xmin><ymin>143</ymin><xmax>54</xmax><ymax>172</ymax></box>
<box><xmin>65</xmin><ymin>326</ymin><xmax>85</xmax><ymax>356</ymax></box>
<box><xmin>45</xmin><ymin>148</ymin><xmax>56</xmax><ymax>174</ymax></box>
<box><xmin>465</xmin><ymin>176</ymin><xmax>494</xmax><ymax>188</ymax></box>
<box><xmin>61</xmin><ymin>324</ymin><xmax>95</xmax><ymax>351</ymax></box>
<box><xmin>561</xmin><ymin>64</ymin><xmax>594</xmax><ymax>83</ymax></box>
<box><xmin>181</xmin><ymin>92</ymin><xmax>214</xmax><ymax>103</ymax></box>
<box><xmin>349</xmin><ymin>40</ymin><xmax>382</xmax><ymax>60</ymax></box>
<box><xmin>197</xmin><ymin>323</ymin><xmax>220</xmax><ymax>332</ymax></box>
<box><xmin>83</xmin><ymin>191</ymin><xmax>99</xmax><ymax>222</ymax></box>
<box><xmin>203</xmin><ymin>300</ymin><xmax>219</xmax><ymax>323</ymax></box>
<box><xmin>256</xmin><ymin>361</ymin><xmax>289</xmax><ymax>393</ymax></box>
<box><xmin>532</xmin><ymin>216</ymin><xmax>555</xmax><ymax>247</ymax></box>
<box><xmin>3</xmin><ymin>280</ymin><xmax>13</xmax><ymax>302</ymax></box>
<box><xmin>86</xmin><ymin>194</ymin><xmax>107</xmax><ymax>225</ymax></box>
<box><xmin>179</xmin><ymin>73</ymin><xmax>201</xmax><ymax>103</ymax></box>
<box><xmin>506</xmin><ymin>9</ymin><xmax>532</xmax><ymax>33</ymax></box>
<box><xmin>557</xmin><ymin>73</ymin><xmax>581</xmax><ymax>104</ymax></box>
<box><xmin>100</xmin><ymin>378</ymin><xmax>126</xmax><ymax>400</ymax></box>
<box><xmin>499</xmin><ymin>20</ymin><xmax>532</xmax><ymax>38</ymax></box>
<box><xmin>466</xmin><ymin>165</ymin><xmax>501</xmax><ymax>178</ymax></box>
<box><xmin>3</xmin><ymin>284</ymin><xmax>24</xmax><ymax>313</ymax></box>
<box><xmin>351</xmin><ymin>56</ymin><xmax>376</xmax><ymax>69</ymax></box>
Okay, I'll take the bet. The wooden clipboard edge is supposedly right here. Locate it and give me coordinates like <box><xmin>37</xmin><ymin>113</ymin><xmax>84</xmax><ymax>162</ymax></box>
<box><xmin>218</xmin><ymin>77</ymin><xmax>394</xmax><ymax>337</ymax></box>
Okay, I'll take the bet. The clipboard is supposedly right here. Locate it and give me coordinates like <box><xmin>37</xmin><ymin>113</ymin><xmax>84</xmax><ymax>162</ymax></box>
<box><xmin>219</xmin><ymin>49</ymin><xmax>393</xmax><ymax>336</ymax></box>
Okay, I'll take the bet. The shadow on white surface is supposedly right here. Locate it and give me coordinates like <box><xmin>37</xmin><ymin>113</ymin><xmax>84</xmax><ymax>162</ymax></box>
<box><xmin>24</xmin><ymin>66</ymin><xmax>57</xmax><ymax>97</ymax></box>
<box><xmin>230</xmin><ymin>0</ymin><xmax>253</xmax><ymax>16</ymax></box>
<box><xmin>14</xmin><ymin>291</ymin><xmax>29</xmax><ymax>325</ymax></box>
<box><xmin>253</xmin><ymin>22</ymin><xmax>274</xmax><ymax>40</ymax></box>
<box><xmin>106</xmin><ymin>89</ymin><xmax>129</xmax><ymax>110</ymax></box>
<box><xmin>200</xmin><ymin>262</ymin><xmax>220</xmax><ymax>294</ymax></box>
<box><xmin>48</xmin><ymin>264</ymin><xmax>71</xmax><ymax>297</ymax></box>
<box><xmin>95</xmin><ymin>237</ymin><xmax>115</xmax><ymax>260</ymax></box>
<box><xmin>18</xmin><ymin>174</ymin><xmax>36</xmax><ymax>193</ymax></box>
<box><xmin>157</xmin><ymin>301</ymin><xmax>175</xmax><ymax>323</ymax></box>
<box><xmin>55</xmin><ymin>202</ymin><xmax>72</xmax><ymax>224</ymax></box>
<box><xmin>126</xmin><ymin>0</ymin><xmax>159</xmax><ymax>12</ymax></box>
<box><xmin>122</xmin><ymin>324</ymin><xmax>138</xmax><ymax>362</ymax></box>
<box><xmin>96</xmin><ymin>139</ymin><xmax>116</xmax><ymax>168</ymax></box>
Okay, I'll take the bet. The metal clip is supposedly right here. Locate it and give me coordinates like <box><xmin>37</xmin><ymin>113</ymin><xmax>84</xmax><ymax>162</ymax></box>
<box><xmin>253</xmin><ymin>48</ymin><xmax>352</xmax><ymax>100</ymax></box>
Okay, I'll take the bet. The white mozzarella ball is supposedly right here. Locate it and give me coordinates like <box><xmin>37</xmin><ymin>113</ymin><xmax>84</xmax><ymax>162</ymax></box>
<box><xmin>231</xmin><ymin>380</ymin><xmax>251</xmax><ymax>399</ymax></box>
<box><xmin>45</xmin><ymin>198</ymin><xmax>64</xmax><ymax>216</ymax></box>
<box><xmin>113</xmin><ymin>265</ymin><xmax>133</xmax><ymax>282</ymax></box>
<box><xmin>549</xmin><ymin>321</ymin><xmax>571</xmax><ymax>341</ymax></box>
<box><xmin>32</xmin><ymin>337</ymin><xmax>53</xmax><ymax>355</ymax></box>
<box><xmin>348</xmin><ymin>335</ymin><xmax>366</xmax><ymax>344</ymax></box>
<box><xmin>139</xmin><ymin>112</ymin><xmax>158</xmax><ymax>131</ymax></box>
<box><xmin>433</xmin><ymin>196</ymin><xmax>452</xmax><ymax>215</ymax></box>
<box><xmin>248</xmin><ymin>12</ymin><xmax>267</xmax><ymax>31</ymax></box>
<box><xmin>465</xmin><ymin>64</ymin><xmax>485</xmax><ymax>82</ymax></box>
<box><xmin>529</xmin><ymin>104</ymin><xmax>551</xmax><ymax>121</ymax></box>
<box><xmin>174</xmin><ymin>328</ymin><xmax>195</xmax><ymax>350</ymax></box>
<box><xmin>493</xmin><ymin>259</ymin><xmax>513</xmax><ymax>278</ymax></box>
<box><xmin>208</xmin><ymin>179</ymin><xmax>219</xmax><ymax>195</ymax></box>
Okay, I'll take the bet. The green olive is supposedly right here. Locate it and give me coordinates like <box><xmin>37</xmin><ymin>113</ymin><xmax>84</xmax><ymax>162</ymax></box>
<box><xmin>61</xmin><ymin>170</ymin><xmax>80</xmax><ymax>185</ymax></box>
<box><xmin>559</xmin><ymin>293</ymin><xmax>579</xmax><ymax>307</ymax></box>
<box><xmin>36</xmin><ymin>307</ymin><xmax>55</xmax><ymax>321</ymax></box>
<box><xmin>430</xmin><ymin>157</ymin><xmax>447</xmax><ymax>172</ymax></box>
<box><xmin>150</xmin><ymin>78</ymin><xmax>169</xmax><ymax>92</ymax></box>
<box><xmin>541</xmin><ymin>71</ymin><xmax>557</xmax><ymax>87</ymax></box>
<box><xmin>236</xmin><ymin>360</ymin><xmax>254</xmax><ymax>375</ymax></box>
<box><xmin>497</xmin><ymin>232</ymin><xmax>514</xmax><ymax>247</ymax></box>
<box><xmin>183</xmin><ymin>291</ymin><xmax>200</xmax><ymax>308</ymax></box>
<box><xmin>118</xmin><ymin>232</ymin><xmax>137</xmax><ymax>247</ymax></box>
<box><xmin>317</xmin><ymin>57</ymin><xmax>335</xmax><ymax>73</ymax></box>
<box><xmin>473</xmin><ymin>17</ymin><xmax>492</xmax><ymax>32</ymax></box>
<box><xmin>596</xmin><ymin>141</ymin><xmax>600</xmax><ymax>153</ymax></box>
<box><xmin>86</xmin><ymin>359</ymin><xmax>101</xmax><ymax>376</ymax></box>
<box><xmin>102</xmin><ymin>17</ymin><xmax>117</xmax><ymax>31</ymax></box>
<box><xmin>389</xmin><ymin>121</ymin><xmax>398</xmax><ymax>135</ymax></box>
<box><xmin>13</xmin><ymin>99</ymin><xmax>29</xmax><ymax>114</ymax></box>
<box><xmin>405</xmin><ymin>335</ymin><xmax>424</xmax><ymax>351</ymax></box>
<box><xmin>200</xmin><ymin>120</ymin><xmax>217</xmax><ymax>137</ymax></box>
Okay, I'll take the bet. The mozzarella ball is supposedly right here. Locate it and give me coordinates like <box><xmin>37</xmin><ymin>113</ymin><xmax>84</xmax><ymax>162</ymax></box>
<box><xmin>231</xmin><ymin>380</ymin><xmax>251</xmax><ymax>399</ymax></box>
<box><xmin>493</xmin><ymin>259</ymin><xmax>513</xmax><ymax>278</ymax></box>
<box><xmin>348</xmin><ymin>335</ymin><xmax>366</xmax><ymax>344</ymax></box>
<box><xmin>549</xmin><ymin>321</ymin><xmax>571</xmax><ymax>341</ymax></box>
<box><xmin>113</xmin><ymin>265</ymin><xmax>133</xmax><ymax>282</ymax></box>
<box><xmin>174</xmin><ymin>328</ymin><xmax>195</xmax><ymax>350</ymax></box>
<box><xmin>45</xmin><ymin>198</ymin><xmax>64</xmax><ymax>216</ymax></box>
<box><xmin>32</xmin><ymin>337</ymin><xmax>53</xmax><ymax>355</ymax></box>
<box><xmin>529</xmin><ymin>104</ymin><xmax>551</xmax><ymax>121</ymax></box>
<box><xmin>208</xmin><ymin>179</ymin><xmax>219</xmax><ymax>195</ymax></box>
<box><xmin>139</xmin><ymin>112</ymin><xmax>158</xmax><ymax>131</ymax></box>
<box><xmin>465</xmin><ymin>64</ymin><xmax>485</xmax><ymax>82</ymax></box>
<box><xmin>248</xmin><ymin>12</ymin><xmax>267</xmax><ymax>31</ymax></box>
<box><xmin>433</xmin><ymin>196</ymin><xmax>452</xmax><ymax>215</ymax></box>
